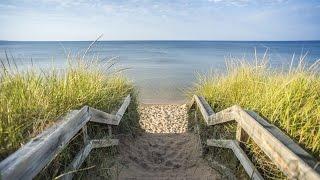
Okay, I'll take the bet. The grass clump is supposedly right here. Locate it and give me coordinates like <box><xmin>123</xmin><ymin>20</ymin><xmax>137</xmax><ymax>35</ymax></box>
<box><xmin>0</xmin><ymin>54</ymin><xmax>137</xmax><ymax>160</ymax></box>
<box><xmin>192</xmin><ymin>56</ymin><xmax>320</xmax><ymax>178</ymax></box>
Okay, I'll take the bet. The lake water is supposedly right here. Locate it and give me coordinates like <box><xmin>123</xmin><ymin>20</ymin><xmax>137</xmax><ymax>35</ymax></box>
<box><xmin>0</xmin><ymin>41</ymin><xmax>319</xmax><ymax>103</ymax></box>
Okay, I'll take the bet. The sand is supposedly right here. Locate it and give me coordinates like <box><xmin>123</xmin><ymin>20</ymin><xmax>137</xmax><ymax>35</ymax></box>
<box><xmin>116</xmin><ymin>104</ymin><xmax>221</xmax><ymax>180</ymax></box>
<box><xmin>138</xmin><ymin>104</ymin><xmax>188</xmax><ymax>133</ymax></box>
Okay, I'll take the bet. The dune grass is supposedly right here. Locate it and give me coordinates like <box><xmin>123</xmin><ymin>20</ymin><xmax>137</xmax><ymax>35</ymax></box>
<box><xmin>0</xmin><ymin>54</ymin><xmax>137</xmax><ymax>161</ymax></box>
<box><xmin>192</xmin><ymin>56</ymin><xmax>320</xmax><ymax>178</ymax></box>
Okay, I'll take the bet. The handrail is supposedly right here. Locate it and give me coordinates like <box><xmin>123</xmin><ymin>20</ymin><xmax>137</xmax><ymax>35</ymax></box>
<box><xmin>189</xmin><ymin>95</ymin><xmax>320</xmax><ymax>180</ymax></box>
<box><xmin>0</xmin><ymin>94</ymin><xmax>131</xmax><ymax>180</ymax></box>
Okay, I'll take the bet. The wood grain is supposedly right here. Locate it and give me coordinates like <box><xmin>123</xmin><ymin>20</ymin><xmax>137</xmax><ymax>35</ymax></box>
<box><xmin>0</xmin><ymin>106</ymin><xmax>91</xmax><ymax>180</ymax></box>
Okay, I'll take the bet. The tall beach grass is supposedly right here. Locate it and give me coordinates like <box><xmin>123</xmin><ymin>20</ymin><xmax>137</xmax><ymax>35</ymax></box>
<box><xmin>0</xmin><ymin>53</ymin><xmax>137</xmax><ymax>161</ymax></box>
<box><xmin>192</xmin><ymin>55</ymin><xmax>320</xmax><ymax>178</ymax></box>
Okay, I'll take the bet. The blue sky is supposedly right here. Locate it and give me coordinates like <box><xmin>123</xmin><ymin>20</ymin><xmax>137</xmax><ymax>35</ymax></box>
<box><xmin>0</xmin><ymin>0</ymin><xmax>319</xmax><ymax>41</ymax></box>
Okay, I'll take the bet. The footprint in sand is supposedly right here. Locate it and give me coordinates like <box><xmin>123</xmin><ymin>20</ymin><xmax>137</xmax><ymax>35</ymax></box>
<box><xmin>115</xmin><ymin>104</ymin><xmax>222</xmax><ymax>180</ymax></box>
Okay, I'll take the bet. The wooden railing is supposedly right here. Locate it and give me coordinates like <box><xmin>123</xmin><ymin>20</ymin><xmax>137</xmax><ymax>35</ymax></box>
<box><xmin>0</xmin><ymin>95</ymin><xmax>131</xmax><ymax>180</ymax></box>
<box><xmin>188</xmin><ymin>95</ymin><xmax>320</xmax><ymax>180</ymax></box>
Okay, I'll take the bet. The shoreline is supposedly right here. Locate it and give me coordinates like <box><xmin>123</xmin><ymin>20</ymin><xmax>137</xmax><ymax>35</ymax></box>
<box><xmin>140</xmin><ymin>98</ymin><xmax>187</xmax><ymax>105</ymax></box>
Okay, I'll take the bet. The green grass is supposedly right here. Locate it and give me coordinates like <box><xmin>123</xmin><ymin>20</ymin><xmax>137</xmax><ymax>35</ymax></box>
<box><xmin>0</xmin><ymin>54</ymin><xmax>137</xmax><ymax>161</ymax></box>
<box><xmin>192</xmin><ymin>57</ymin><xmax>320</xmax><ymax>178</ymax></box>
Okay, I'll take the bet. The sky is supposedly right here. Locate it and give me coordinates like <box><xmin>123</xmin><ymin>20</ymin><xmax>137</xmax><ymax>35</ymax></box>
<box><xmin>0</xmin><ymin>0</ymin><xmax>319</xmax><ymax>41</ymax></box>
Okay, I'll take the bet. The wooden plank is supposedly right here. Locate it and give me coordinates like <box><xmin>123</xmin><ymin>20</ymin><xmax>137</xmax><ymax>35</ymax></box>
<box><xmin>89</xmin><ymin>107</ymin><xmax>118</xmax><ymax>125</ymax></box>
<box><xmin>191</xmin><ymin>95</ymin><xmax>234</xmax><ymax>125</ymax></box>
<box><xmin>231</xmin><ymin>106</ymin><xmax>320</xmax><ymax>179</ymax></box>
<box><xmin>0</xmin><ymin>106</ymin><xmax>91</xmax><ymax>180</ymax></box>
<box><xmin>60</xmin><ymin>140</ymin><xmax>119</xmax><ymax>179</ymax></box>
<box><xmin>207</xmin><ymin>139</ymin><xmax>231</xmax><ymax>148</ymax></box>
<box><xmin>198</xmin><ymin>96</ymin><xmax>215</xmax><ymax>116</ymax></box>
<box><xmin>186</xmin><ymin>95</ymin><xmax>195</xmax><ymax>111</ymax></box>
<box><xmin>207</xmin><ymin>139</ymin><xmax>263</xmax><ymax>180</ymax></box>
<box><xmin>89</xmin><ymin>95</ymin><xmax>131</xmax><ymax>125</ymax></box>
<box><xmin>193</xmin><ymin>95</ymin><xmax>214</xmax><ymax>124</ymax></box>
<box><xmin>229</xmin><ymin>141</ymin><xmax>264</xmax><ymax>180</ymax></box>
<box><xmin>62</xmin><ymin>138</ymin><xmax>119</xmax><ymax>179</ymax></box>
<box><xmin>91</xmin><ymin>139</ymin><xmax>119</xmax><ymax>149</ymax></box>
<box><xmin>62</xmin><ymin>141</ymin><xmax>93</xmax><ymax>180</ymax></box>
<box><xmin>209</xmin><ymin>107</ymin><xmax>234</xmax><ymax>125</ymax></box>
<box><xmin>115</xmin><ymin>94</ymin><xmax>131</xmax><ymax>123</ymax></box>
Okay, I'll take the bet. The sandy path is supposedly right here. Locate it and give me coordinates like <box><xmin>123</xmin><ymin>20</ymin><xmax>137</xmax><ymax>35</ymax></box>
<box><xmin>116</xmin><ymin>104</ymin><xmax>221</xmax><ymax>180</ymax></box>
<box><xmin>138</xmin><ymin>104</ymin><xmax>188</xmax><ymax>133</ymax></box>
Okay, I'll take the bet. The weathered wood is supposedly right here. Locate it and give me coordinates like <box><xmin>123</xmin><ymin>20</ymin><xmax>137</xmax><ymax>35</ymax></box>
<box><xmin>61</xmin><ymin>139</ymin><xmax>118</xmax><ymax>179</ymax></box>
<box><xmin>187</xmin><ymin>95</ymin><xmax>196</xmax><ymax>110</ymax></box>
<box><xmin>61</xmin><ymin>139</ymin><xmax>118</xmax><ymax>180</ymax></box>
<box><xmin>229</xmin><ymin>141</ymin><xmax>263</xmax><ymax>180</ymax></box>
<box><xmin>190</xmin><ymin>95</ymin><xmax>234</xmax><ymax>125</ymax></box>
<box><xmin>115</xmin><ymin>94</ymin><xmax>131</xmax><ymax>123</ymax></box>
<box><xmin>89</xmin><ymin>107</ymin><xmax>118</xmax><ymax>125</ymax></box>
<box><xmin>91</xmin><ymin>139</ymin><xmax>119</xmax><ymax>149</ymax></box>
<box><xmin>209</xmin><ymin>107</ymin><xmax>234</xmax><ymax>125</ymax></box>
<box><xmin>0</xmin><ymin>94</ymin><xmax>131</xmax><ymax>179</ymax></box>
<box><xmin>231</xmin><ymin>106</ymin><xmax>320</xmax><ymax>179</ymax></box>
<box><xmin>191</xmin><ymin>96</ymin><xmax>320</xmax><ymax>179</ymax></box>
<box><xmin>207</xmin><ymin>139</ymin><xmax>231</xmax><ymax>148</ymax></box>
<box><xmin>108</xmin><ymin>125</ymin><xmax>112</xmax><ymax>137</ymax></box>
<box><xmin>0</xmin><ymin>107</ymin><xmax>91</xmax><ymax>180</ymax></box>
<box><xmin>62</xmin><ymin>141</ymin><xmax>93</xmax><ymax>180</ymax></box>
<box><xmin>89</xmin><ymin>95</ymin><xmax>131</xmax><ymax>125</ymax></box>
<box><xmin>207</xmin><ymin>139</ymin><xmax>263</xmax><ymax>180</ymax></box>
<box><xmin>236</xmin><ymin>124</ymin><xmax>249</xmax><ymax>147</ymax></box>
<box><xmin>82</xmin><ymin>125</ymin><xmax>89</xmax><ymax>144</ymax></box>
<box><xmin>193</xmin><ymin>95</ymin><xmax>214</xmax><ymax>124</ymax></box>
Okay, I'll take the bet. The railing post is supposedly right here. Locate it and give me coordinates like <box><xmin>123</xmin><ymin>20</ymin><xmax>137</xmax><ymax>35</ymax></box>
<box><xmin>108</xmin><ymin>125</ymin><xmax>112</xmax><ymax>137</ymax></box>
<box><xmin>236</xmin><ymin>124</ymin><xmax>249</xmax><ymax>147</ymax></box>
<box><xmin>195</xmin><ymin>107</ymin><xmax>199</xmax><ymax>134</ymax></box>
<box><xmin>82</xmin><ymin>125</ymin><xmax>89</xmax><ymax>144</ymax></box>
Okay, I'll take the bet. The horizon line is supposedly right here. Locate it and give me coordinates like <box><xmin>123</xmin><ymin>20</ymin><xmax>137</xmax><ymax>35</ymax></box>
<box><xmin>1</xmin><ymin>39</ymin><xmax>320</xmax><ymax>42</ymax></box>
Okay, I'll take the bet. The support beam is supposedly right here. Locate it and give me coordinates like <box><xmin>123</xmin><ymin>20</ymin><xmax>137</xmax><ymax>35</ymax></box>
<box><xmin>207</xmin><ymin>139</ymin><xmax>263</xmax><ymax>180</ymax></box>
<box><xmin>108</xmin><ymin>125</ymin><xmax>112</xmax><ymax>137</ymax></box>
<box><xmin>209</xmin><ymin>107</ymin><xmax>234</xmax><ymax>125</ymax></box>
<box><xmin>62</xmin><ymin>141</ymin><xmax>93</xmax><ymax>180</ymax></box>
<box><xmin>115</xmin><ymin>94</ymin><xmax>131</xmax><ymax>122</ymax></box>
<box><xmin>82</xmin><ymin>125</ymin><xmax>89</xmax><ymax>144</ymax></box>
<box><xmin>236</xmin><ymin>124</ymin><xmax>249</xmax><ymax>149</ymax></box>
<box><xmin>89</xmin><ymin>95</ymin><xmax>131</xmax><ymax>125</ymax></box>
<box><xmin>91</xmin><ymin>139</ymin><xmax>119</xmax><ymax>149</ymax></box>
<box><xmin>89</xmin><ymin>107</ymin><xmax>118</xmax><ymax>125</ymax></box>
<box><xmin>187</xmin><ymin>95</ymin><xmax>195</xmax><ymax>111</ymax></box>
<box><xmin>61</xmin><ymin>138</ymin><xmax>118</xmax><ymax>179</ymax></box>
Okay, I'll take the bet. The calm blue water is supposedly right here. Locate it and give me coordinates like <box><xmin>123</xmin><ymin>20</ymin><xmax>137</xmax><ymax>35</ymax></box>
<box><xmin>0</xmin><ymin>41</ymin><xmax>320</xmax><ymax>103</ymax></box>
